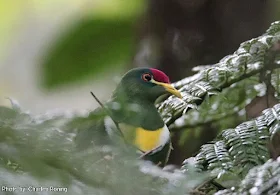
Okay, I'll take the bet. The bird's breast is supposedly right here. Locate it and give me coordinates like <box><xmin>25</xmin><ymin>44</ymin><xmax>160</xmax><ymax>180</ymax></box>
<box><xmin>119</xmin><ymin>123</ymin><xmax>170</xmax><ymax>152</ymax></box>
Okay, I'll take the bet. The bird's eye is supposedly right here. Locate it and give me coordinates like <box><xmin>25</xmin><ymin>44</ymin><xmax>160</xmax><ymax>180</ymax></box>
<box><xmin>142</xmin><ymin>73</ymin><xmax>152</xmax><ymax>82</ymax></box>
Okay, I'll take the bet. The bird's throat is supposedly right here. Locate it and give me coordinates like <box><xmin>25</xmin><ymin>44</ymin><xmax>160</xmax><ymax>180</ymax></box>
<box><xmin>109</xmin><ymin>95</ymin><xmax>165</xmax><ymax>130</ymax></box>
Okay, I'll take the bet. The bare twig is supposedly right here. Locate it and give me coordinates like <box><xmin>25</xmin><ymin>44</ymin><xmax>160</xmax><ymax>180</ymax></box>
<box><xmin>90</xmin><ymin>92</ymin><xmax>145</xmax><ymax>153</ymax></box>
<box><xmin>90</xmin><ymin>92</ymin><xmax>125</xmax><ymax>138</ymax></box>
<box><xmin>90</xmin><ymin>92</ymin><xmax>169</xmax><ymax>161</ymax></box>
<box><xmin>138</xmin><ymin>145</ymin><xmax>162</xmax><ymax>159</ymax></box>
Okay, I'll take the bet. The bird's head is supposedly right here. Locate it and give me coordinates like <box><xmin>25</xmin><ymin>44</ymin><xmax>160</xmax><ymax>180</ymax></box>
<box><xmin>114</xmin><ymin>68</ymin><xmax>182</xmax><ymax>103</ymax></box>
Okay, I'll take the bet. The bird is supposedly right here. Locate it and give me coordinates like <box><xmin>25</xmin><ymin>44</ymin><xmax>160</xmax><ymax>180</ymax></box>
<box><xmin>75</xmin><ymin>67</ymin><xmax>182</xmax><ymax>166</ymax></box>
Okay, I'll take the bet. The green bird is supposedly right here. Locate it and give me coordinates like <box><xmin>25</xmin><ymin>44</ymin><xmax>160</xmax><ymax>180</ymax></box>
<box><xmin>75</xmin><ymin>68</ymin><xmax>182</xmax><ymax>166</ymax></box>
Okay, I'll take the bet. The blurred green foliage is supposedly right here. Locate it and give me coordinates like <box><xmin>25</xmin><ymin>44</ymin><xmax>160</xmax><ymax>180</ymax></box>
<box><xmin>1</xmin><ymin>0</ymin><xmax>280</xmax><ymax>193</ymax></box>
<box><xmin>39</xmin><ymin>0</ymin><xmax>145</xmax><ymax>89</ymax></box>
<box><xmin>42</xmin><ymin>17</ymin><xmax>135</xmax><ymax>88</ymax></box>
<box><xmin>0</xmin><ymin>105</ymin><xmax>204</xmax><ymax>195</ymax></box>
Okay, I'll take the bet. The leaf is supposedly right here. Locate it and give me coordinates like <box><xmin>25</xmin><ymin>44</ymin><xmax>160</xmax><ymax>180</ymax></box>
<box><xmin>182</xmin><ymin>103</ymin><xmax>280</xmax><ymax>193</ymax></box>
<box><xmin>41</xmin><ymin>17</ymin><xmax>135</xmax><ymax>89</ymax></box>
<box><xmin>158</xmin><ymin>21</ymin><xmax>280</xmax><ymax>126</ymax></box>
<box><xmin>0</xmin><ymin>104</ymin><xmax>204</xmax><ymax>195</ymax></box>
<box><xmin>215</xmin><ymin>158</ymin><xmax>280</xmax><ymax>195</ymax></box>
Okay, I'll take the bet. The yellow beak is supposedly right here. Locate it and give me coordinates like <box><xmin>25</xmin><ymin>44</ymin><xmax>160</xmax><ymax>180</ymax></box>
<box><xmin>151</xmin><ymin>80</ymin><xmax>182</xmax><ymax>98</ymax></box>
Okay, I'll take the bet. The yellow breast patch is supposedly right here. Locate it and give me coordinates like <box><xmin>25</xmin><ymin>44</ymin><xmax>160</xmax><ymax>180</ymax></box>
<box><xmin>135</xmin><ymin>127</ymin><xmax>164</xmax><ymax>152</ymax></box>
<box><xmin>118</xmin><ymin>123</ymin><xmax>170</xmax><ymax>152</ymax></box>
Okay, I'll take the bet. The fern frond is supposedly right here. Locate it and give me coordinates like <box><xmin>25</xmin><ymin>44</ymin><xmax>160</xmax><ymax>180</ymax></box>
<box><xmin>182</xmin><ymin>104</ymin><xmax>280</xmax><ymax>189</ymax></box>
<box><xmin>215</xmin><ymin>158</ymin><xmax>280</xmax><ymax>195</ymax></box>
<box><xmin>158</xmin><ymin>21</ymin><xmax>280</xmax><ymax>126</ymax></box>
